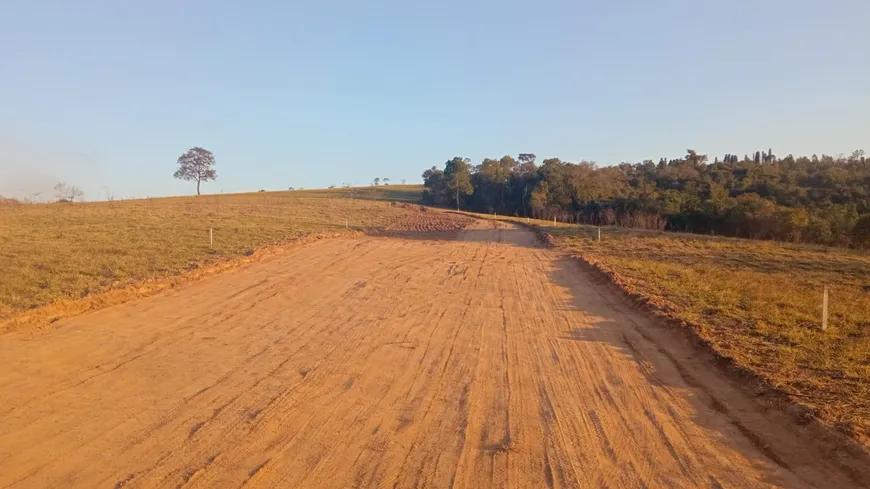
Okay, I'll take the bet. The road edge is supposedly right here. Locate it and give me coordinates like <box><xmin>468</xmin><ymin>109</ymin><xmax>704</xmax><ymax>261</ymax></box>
<box><xmin>0</xmin><ymin>230</ymin><xmax>364</xmax><ymax>335</ymax></box>
<box><xmin>509</xmin><ymin>218</ymin><xmax>870</xmax><ymax>486</ymax></box>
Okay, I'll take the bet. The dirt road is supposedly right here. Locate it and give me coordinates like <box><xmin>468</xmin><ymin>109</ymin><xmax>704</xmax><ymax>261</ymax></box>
<box><xmin>0</xmin><ymin>220</ymin><xmax>865</xmax><ymax>488</ymax></box>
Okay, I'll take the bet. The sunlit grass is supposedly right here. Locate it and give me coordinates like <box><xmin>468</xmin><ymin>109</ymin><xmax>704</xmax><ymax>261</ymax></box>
<box><xmin>557</xmin><ymin>223</ymin><xmax>869</xmax><ymax>438</ymax></box>
<box><xmin>0</xmin><ymin>186</ymin><xmax>422</xmax><ymax>320</ymax></box>
<box><xmin>485</xmin><ymin>214</ymin><xmax>870</xmax><ymax>442</ymax></box>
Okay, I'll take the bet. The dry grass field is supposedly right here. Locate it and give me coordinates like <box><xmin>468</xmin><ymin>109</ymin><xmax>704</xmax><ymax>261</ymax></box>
<box><xmin>516</xmin><ymin>220</ymin><xmax>870</xmax><ymax>445</ymax></box>
<box><xmin>0</xmin><ymin>185</ymin><xmax>422</xmax><ymax>325</ymax></box>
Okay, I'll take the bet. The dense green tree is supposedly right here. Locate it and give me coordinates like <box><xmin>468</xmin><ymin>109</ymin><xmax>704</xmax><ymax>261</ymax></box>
<box><xmin>421</xmin><ymin>148</ymin><xmax>870</xmax><ymax>247</ymax></box>
<box><xmin>852</xmin><ymin>214</ymin><xmax>870</xmax><ymax>248</ymax></box>
<box><xmin>422</xmin><ymin>166</ymin><xmax>448</xmax><ymax>205</ymax></box>
<box><xmin>443</xmin><ymin>157</ymin><xmax>473</xmax><ymax>210</ymax></box>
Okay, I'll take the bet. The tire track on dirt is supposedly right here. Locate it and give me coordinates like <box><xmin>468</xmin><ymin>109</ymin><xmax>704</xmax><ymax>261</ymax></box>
<box><xmin>1</xmin><ymin>220</ymin><xmax>866</xmax><ymax>488</ymax></box>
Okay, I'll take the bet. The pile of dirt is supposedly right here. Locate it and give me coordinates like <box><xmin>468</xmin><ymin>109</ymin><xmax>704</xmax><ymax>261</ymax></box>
<box><xmin>385</xmin><ymin>211</ymin><xmax>474</xmax><ymax>233</ymax></box>
<box><xmin>391</xmin><ymin>202</ymin><xmax>427</xmax><ymax>212</ymax></box>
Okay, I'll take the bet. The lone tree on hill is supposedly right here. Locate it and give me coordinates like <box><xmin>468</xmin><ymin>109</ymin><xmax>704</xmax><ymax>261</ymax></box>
<box><xmin>174</xmin><ymin>147</ymin><xmax>216</xmax><ymax>195</ymax></box>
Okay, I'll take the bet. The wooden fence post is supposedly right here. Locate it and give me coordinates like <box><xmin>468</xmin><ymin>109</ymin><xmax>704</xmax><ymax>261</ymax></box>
<box><xmin>822</xmin><ymin>286</ymin><xmax>829</xmax><ymax>331</ymax></box>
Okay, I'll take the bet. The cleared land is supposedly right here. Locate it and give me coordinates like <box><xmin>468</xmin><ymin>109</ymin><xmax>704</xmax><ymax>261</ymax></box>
<box><xmin>1</xmin><ymin>218</ymin><xmax>867</xmax><ymax>488</ymax></box>
<box><xmin>524</xmin><ymin>222</ymin><xmax>870</xmax><ymax>447</ymax></box>
<box><xmin>0</xmin><ymin>186</ymin><xmax>421</xmax><ymax>327</ymax></box>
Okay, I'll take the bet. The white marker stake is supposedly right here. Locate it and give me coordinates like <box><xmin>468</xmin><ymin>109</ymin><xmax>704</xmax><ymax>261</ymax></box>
<box><xmin>345</xmin><ymin>219</ymin><xmax>348</xmax><ymax>230</ymax></box>
<box><xmin>209</xmin><ymin>228</ymin><xmax>213</xmax><ymax>248</ymax></box>
<box><xmin>598</xmin><ymin>227</ymin><xmax>601</xmax><ymax>242</ymax></box>
<box><xmin>822</xmin><ymin>287</ymin><xmax>829</xmax><ymax>331</ymax></box>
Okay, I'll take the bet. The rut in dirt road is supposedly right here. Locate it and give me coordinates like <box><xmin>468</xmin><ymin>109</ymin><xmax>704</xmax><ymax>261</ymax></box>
<box><xmin>0</xmin><ymin>220</ymin><xmax>865</xmax><ymax>488</ymax></box>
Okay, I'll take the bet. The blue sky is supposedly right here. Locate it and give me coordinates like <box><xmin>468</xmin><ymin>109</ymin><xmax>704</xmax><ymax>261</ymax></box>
<box><xmin>1</xmin><ymin>0</ymin><xmax>868</xmax><ymax>199</ymax></box>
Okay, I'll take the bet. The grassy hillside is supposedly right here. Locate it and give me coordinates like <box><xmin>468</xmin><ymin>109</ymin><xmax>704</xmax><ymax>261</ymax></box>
<box><xmin>528</xmin><ymin>220</ymin><xmax>870</xmax><ymax>443</ymax></box>
<box><xmin>0</xmin><ymin>185</ymin><xmax>422</xmax><ymax>322</ymax></box>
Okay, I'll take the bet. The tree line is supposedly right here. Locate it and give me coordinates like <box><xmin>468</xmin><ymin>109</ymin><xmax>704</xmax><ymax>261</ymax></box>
<box><xmin>422</xmin><ymin>150</ymin><xmax>870</xmax><ymax>248</ymax></box>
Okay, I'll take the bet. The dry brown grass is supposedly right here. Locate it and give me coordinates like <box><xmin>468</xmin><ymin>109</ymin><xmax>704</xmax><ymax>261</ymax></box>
<box><xmin>510</xmin><ymin>219</ymin><xmax>870</xmax><ymax>444</ymax></box>
<box><xmin>0</xmin><ymin>186</ymin><xmax>421</xmax><ymax>328</ymax></box>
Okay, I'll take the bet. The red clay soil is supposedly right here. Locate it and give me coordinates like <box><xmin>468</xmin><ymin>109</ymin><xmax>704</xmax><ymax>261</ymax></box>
<box><xmin>384</xmin><ymin>209</ymin><xmax>474</xmax><ymax>233</ymax></box>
